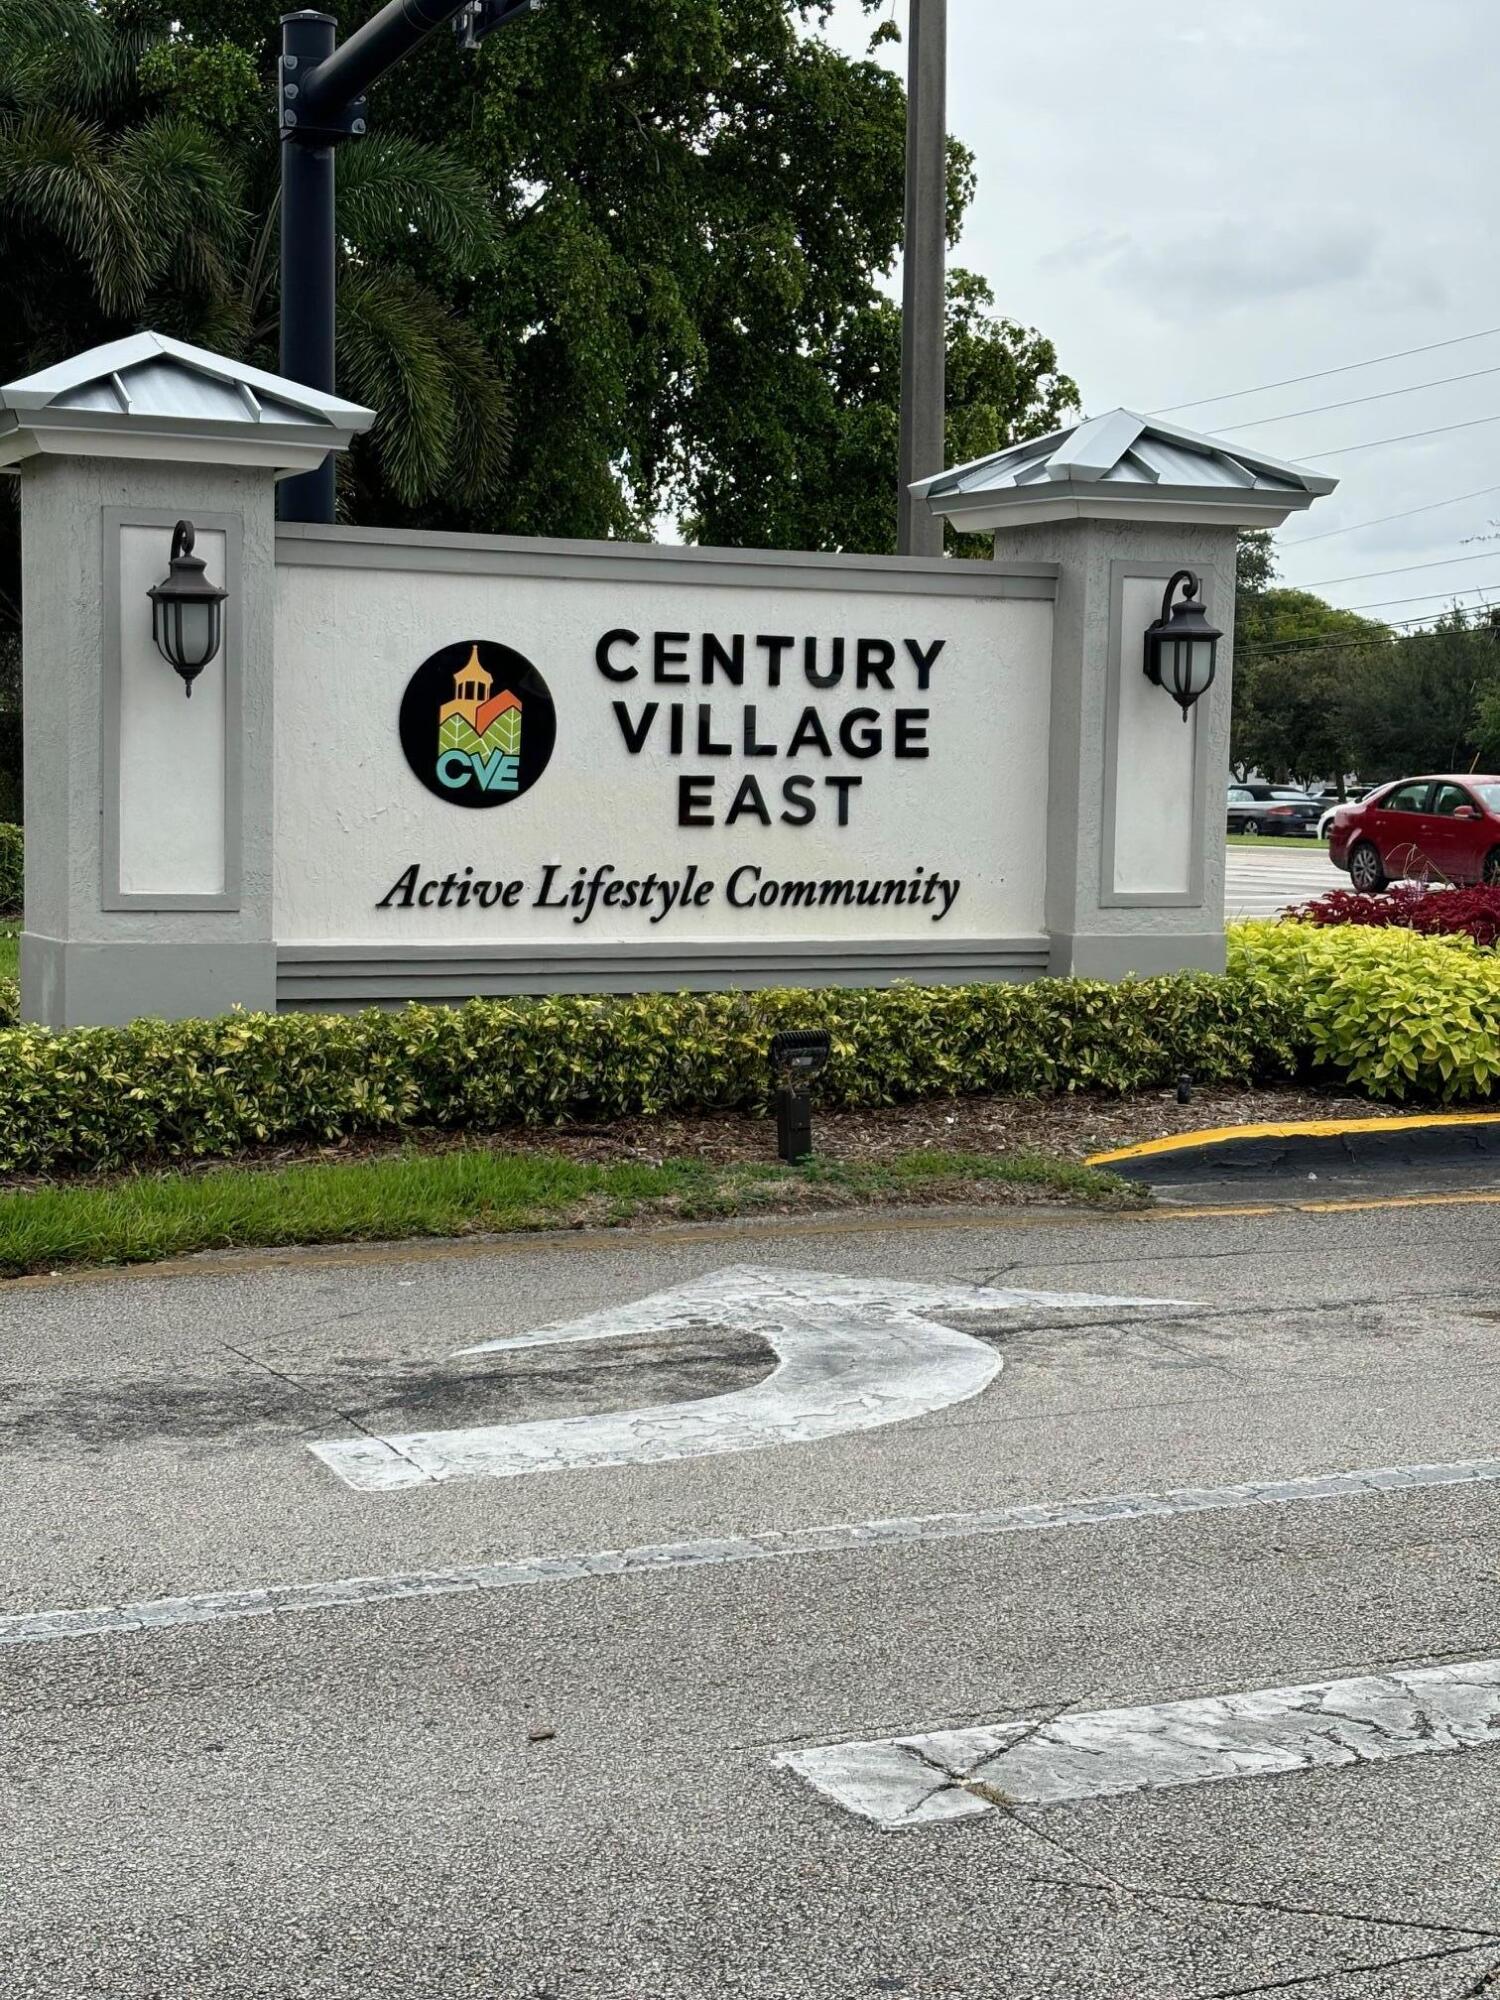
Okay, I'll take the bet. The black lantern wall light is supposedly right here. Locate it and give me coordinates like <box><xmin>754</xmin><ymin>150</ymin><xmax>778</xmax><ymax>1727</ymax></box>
<box><xmin>1143</xmin><ymin>570</ymin><xmax>1221</xmax><ymax>720</ymax></box>
<box><xmin>148</xmin><ymin>521</ymin><xmax>227</xmax><ymax>697</ymax></box>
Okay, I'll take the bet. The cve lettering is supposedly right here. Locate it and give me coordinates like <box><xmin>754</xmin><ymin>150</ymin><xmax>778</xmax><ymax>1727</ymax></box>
<box><xmin>438</xmin><ymin>749</ymin><xmax>521</xmax><ymax>794</ymax></box>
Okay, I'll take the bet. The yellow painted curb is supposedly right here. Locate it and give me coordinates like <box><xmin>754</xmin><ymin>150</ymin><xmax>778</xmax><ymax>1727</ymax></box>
<box><xmin>1087</xmin><ymin>1111</ymin><xmax>1500</xmax><ymax>1169</ymax></box>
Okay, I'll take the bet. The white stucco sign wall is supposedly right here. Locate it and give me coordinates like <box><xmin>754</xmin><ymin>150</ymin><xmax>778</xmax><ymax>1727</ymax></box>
<box><xmin>269</xmin><ymin>535</ymin><xmax>1058</xmax><ymax>997</ymax></box>
<box><xmin>12</xmin><ymin>333</ymin><xmax>1341</xmax><ymax>1030</ymax></box>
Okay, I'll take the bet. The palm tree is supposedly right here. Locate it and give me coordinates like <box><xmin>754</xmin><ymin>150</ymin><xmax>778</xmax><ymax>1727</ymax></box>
<box><xmin>0</xmin><ymin>0</ymin><xmax>511</xmax><ymax>511</ymax></box>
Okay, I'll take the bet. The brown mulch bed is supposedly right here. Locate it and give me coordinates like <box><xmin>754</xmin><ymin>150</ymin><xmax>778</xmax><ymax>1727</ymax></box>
<box><xmin>10</xmin><ymin>1083</ymin><xmax>1393</xmax><ymax>1190</ymax></box>
<box><xmin>506</xmin><ymin>1084</ymin><xmax>1400</xmax><ymax>1170</ymax></box>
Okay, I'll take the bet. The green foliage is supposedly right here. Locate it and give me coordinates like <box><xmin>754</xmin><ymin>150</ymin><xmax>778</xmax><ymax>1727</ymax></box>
<box><xmin>0</xmin><ymin>1145</ymin><xmax>1135</xmax><ymax>1275</ymax></box>
<box><xmin>1233</xmin><ymin>531</ymin><xmax>1500</xmax><ymax>785</ymax></box>
<box><xmin>152</xmin><ymin>0</ymin><xmax>1075</xmax><ymax>549</ymax></box>
<box><xmin>0</xmin><ymin>822</ymin><xmax>20</xmax><ymax>913</ymax></box>
<box><xmin>0</xmin><ymin>978</ymin><xmax>15</xmax><ymax>1029</ymax></box>
<box><xmin>1336</xmin><ymin>611</ymin><xmax>1500</xmax><ymax>783</ymax></box>
<box><xmin>3</xmin><ymin>922</ymin><xmax>1496</xmax><ymax>1170</ymax></box>
<box><xmin>136</xmin><ymin>38</ymin><xmax>260</xmax><ymax>134</ymax></box>
<box><xmin>0</xmin><ymin>0</ymin><xmax>511</xmax><ymax>512</ymax></box>
<box><xmin>1229</xmin><ymin>921</ymin><xmax>1500</xmax><ymax>1101</ymax></box>
<box><xmin>0</xmin><ymin>972</ymin><xmax>1298</xmax><ymax>1176</ymax></box>
<box><xmin>1232</xmin><ymin>547</ymin><xmax>1391</xmax><ymax>785</ymax></box>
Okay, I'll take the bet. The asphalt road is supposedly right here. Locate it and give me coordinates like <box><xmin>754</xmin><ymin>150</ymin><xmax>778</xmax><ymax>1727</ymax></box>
<box><xmin>1226</xmin><ymin>842</ymin><xmax>1346</xmax><ymax>920</ymax></box>
<box><xmin>5</xmin><ymin>1175</ymin><xmax>1500</xmax><ymax>1998</ymax></box>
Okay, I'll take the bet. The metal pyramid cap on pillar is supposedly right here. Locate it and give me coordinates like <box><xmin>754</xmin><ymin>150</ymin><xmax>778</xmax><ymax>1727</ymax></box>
<box><xmin>0</xmin><ymin>331</ymin><xmax>375</xmax><ymax>477</ymax></box>
<box><xmin>911</xmin><ymin>407</ymin><xmax>1338</xmax><ymax>531</ymax></box>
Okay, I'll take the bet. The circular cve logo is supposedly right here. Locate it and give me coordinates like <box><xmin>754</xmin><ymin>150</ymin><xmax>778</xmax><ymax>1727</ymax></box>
<box><xmin>399</xmin><ymin>639</ymin><xmax>557</xmax><ymax>809</ymax></box>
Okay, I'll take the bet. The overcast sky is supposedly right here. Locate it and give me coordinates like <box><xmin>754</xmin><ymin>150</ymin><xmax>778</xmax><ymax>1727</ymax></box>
<box><xmin>819</xmin><ymin>0</ymin><xmax>1500</xmax><ymax>623</ymax></box>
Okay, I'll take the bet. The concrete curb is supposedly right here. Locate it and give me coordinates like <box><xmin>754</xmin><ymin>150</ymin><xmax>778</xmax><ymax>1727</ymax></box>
<box><xmin>1087</xmin><ymin>1112</ymin><xmax>1500</xmax><ymax>1181</ymax></box>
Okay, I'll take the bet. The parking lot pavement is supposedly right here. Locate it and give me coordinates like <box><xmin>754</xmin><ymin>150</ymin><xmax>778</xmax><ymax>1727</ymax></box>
<box><xmin>1226</xmin><ymin>842</ymin><xmax>1346</xmax><ymax>919</ymax></box>
<box><xmin>4</xmin><ymin>1191</ymin><xmax>1500</xmax><ymax>1997</ymax></box>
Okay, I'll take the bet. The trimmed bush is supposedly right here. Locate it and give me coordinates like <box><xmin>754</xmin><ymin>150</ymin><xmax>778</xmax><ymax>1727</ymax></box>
<box><xmin>0</xmin><ymin>972</ymin><xmax>1301</xmax><ymax>1176</ymax></box>
<box><xmin>1230</xmin><ymin>921</ymin><xmax>1500</xmax><ymax>1101</ymax></box>
<box><xmin>1</xmin><ymin>920</ymin><xmax>1493</xmax><ymax>1176</ymax></box>
<box><xmin>1290</xmin><ymin>883</ymin><xmax>1500</xmax><ymax>948</ymax></box>
<box><xmin>0</xmin><ymin>823</ymin><xmax>19</xmax><ymax>915</ymax></box>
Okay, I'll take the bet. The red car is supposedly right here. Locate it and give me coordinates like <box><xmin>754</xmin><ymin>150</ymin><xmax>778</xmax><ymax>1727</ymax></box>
<box><xmin>1327</xmin><ymin>774</ymin><xmax>1500</xmax><ymax>891</ymax></box>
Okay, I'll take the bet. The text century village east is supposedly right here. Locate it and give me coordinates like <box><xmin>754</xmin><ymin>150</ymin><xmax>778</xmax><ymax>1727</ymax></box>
<box><xmin>595</xmin><ymin>626</ymin><xmax>946</xmax><ymax>827</ymax></box>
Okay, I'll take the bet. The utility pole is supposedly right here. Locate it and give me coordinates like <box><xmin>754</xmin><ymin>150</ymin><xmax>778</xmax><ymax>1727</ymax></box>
<box><xmin>896</xmin><ymin>0</ymin><xmax>948</xmax><ymax>560</ymax></box>
<box><xmin>277</xmin><ymin>1</ymin><xmax>540</xmax><ymax>525</ymax></box>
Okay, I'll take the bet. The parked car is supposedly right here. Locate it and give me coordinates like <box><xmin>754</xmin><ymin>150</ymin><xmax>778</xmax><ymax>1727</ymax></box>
<box><xmin>1327</xmin><ymin>775</ymin><xmax>1500</xmax><ymax>890</ymax></box>
<box><xmin>1226</xmin><ymin>784</ymin><xmax>1324</xmax><ymax>837</ymax></box>
<box><xmin>1316</xmin><ymin>789</ymin><xmax>1372</xmax><ymax>839</ymax></box>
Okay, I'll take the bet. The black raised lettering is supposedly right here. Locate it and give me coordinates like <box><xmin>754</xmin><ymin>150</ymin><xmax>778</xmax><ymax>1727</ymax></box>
<box><xmin>855</xmin><ymin>639</ymin><xmax>895</xmax><ymax>690</ymax></box>
<box><xmin>654</xmin><ymin>631</ymin><xmax>691</xmax><ymax>683</ymax></box>
<box><xmin>894</xmin><ymin>709</ymin><xmax>930</xmax><ymax>758</ymax></box>
<box><xmin>613</xmin><ymin>701</ymin><xmax>659</xmax><ymax>754</ymax></box>
<box><xmin>678</xmin><ymin>775</ymin><xmax>715</xmax><ymax>826</ymax></box>
<box><xmin>596</xmin><ymin>628</ymin><xmax>640</xmax><ymax>681</ymax></box>
<box><xmin>702</xmin><ymin>633</ymin><xmax>745</xmax><ymax>685</ymax></box>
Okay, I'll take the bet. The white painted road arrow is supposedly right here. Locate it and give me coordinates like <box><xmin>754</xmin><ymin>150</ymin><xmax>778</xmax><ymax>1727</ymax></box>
<box><xmin>308</xmin><ymin>1264</ymin><xmax>1186</xmax><ymax>1492</ymax></box>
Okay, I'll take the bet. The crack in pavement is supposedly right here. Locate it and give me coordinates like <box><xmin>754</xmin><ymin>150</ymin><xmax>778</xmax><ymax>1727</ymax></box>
<box><xmin>222</xmin><ymin>1343</ymin><xmax>439</xmax><ymax>1485</ymax></box>
<box><xmin>1025</xmin><ymin>1870</ymin><xmax>1500</xmax><ymax>1946</ymax></box>
<box><xmin>1200</xmin><ymin>1937</ymin><xmax>1497</xmax><ymax>1996</ymax></box>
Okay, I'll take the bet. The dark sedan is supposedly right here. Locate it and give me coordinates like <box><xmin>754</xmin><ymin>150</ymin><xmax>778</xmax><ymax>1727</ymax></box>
<box><xmin>1227</xmin><ymin>785</ymin><xmax>1324</xmax><ymax>837</ymax></box>
<box><xmin>1328</xmin><ymin>775</ymin><xmax>1500</xmax><ymax>890</ymax></box>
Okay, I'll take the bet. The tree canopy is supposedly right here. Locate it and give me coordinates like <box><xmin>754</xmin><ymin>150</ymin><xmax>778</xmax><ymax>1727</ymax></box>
<box><xmin>1</xmin><ymin>0</ymin><xmax>1077</xmax><ymax>549</ymax></box>
<box><xmin>1231</xmin><ymin>533</ymin><xmax>1500</xmax><ymax>786</ymax></box>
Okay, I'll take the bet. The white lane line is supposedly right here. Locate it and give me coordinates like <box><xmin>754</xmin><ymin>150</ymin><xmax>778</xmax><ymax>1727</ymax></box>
<box><xmin>4</xmin><ymin>1453</ymin><xmax>1499</xmax><ymax>1649</ymax></box>
<box><xmin>778</xmin><ymin>1659</ymin><xmax>1500</xmax><ymax>1827</ymax></box>
<box><xmin>308</xmin><ymin>1265</ymin><xmax>1186</xmax><ymax>1492</ymax></box>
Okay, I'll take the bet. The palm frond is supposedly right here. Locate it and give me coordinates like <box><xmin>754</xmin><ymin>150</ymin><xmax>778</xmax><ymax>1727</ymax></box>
<box><xmin>112</xmin><ymin>115</ymin><xmax>247</xmax><ymax>299</ymax></box>
<box><xmin>335</xmin><ymin>135</ymin><xmax>500</xmax><ymax>275</ymax></box>
<box><xmin>0</xmin><ymin>0</ymin><xmax>135</xmax><ymax>117</ymax></box>
<box><xmin>0</xmin><ymin>108</ymin><xmax>146</xmax><ymax>314</ymax></box>
<box><xmin>335</xmin><ymin>267</ymin><xmax>510</xmax><ymax>506</ymax></box>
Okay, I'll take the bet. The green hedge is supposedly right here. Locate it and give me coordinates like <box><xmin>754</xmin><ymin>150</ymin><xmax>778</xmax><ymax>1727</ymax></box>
<box><xmin>0</xmin><ymin>822</ymin><xmax>19</xmax><ymax>915</ymax></box>
<box><xmin>0</xmin><ymin>977</ymin><xmax>15</xmax><ymax>1030</ymax></box>
<box><xmin>0</xmin><ymin>971</ymin><xmax>1300</xmax><ymax>1176</ymax></box>
<box><xmin>0</xmin><ymin>920</ymin><xmax>1494</xmax><ymax>1177</ymax></box>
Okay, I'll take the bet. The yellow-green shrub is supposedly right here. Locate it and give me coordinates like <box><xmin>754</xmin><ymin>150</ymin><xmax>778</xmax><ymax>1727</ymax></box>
<box><xmin>1230</xmin><ymin>921</ymin><xmax>1500</xmax><ymax>1101</ymax></box>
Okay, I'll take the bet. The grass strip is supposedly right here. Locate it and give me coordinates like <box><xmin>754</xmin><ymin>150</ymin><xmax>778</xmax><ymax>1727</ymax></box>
<box><xmin>0</xmin><ymin>924</ymin><xmax>15</xmax><ymax>982</ymax></box>
<box><xmin>1225</xmin><ymin>834</ymin><xmax>1328</xmax><ymax>851</ymax></box>
<box><xmin>0</xmin><ymin>1144</ymin><xmax>1141</xmax><ymax>1276</ymax></box>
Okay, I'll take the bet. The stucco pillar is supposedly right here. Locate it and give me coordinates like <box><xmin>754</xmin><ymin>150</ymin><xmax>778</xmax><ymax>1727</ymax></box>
<box><xmin>0</xmin><ymin>333</ymin><xmax>372</xmax><ymax>1027</ymax></box>
<box><xmin>913</xmin><ymin>408</ymin><xmax>1338</xmax><ymax>981</ymax></box>
<box><xmin>991</xmin><ymin>517</ymin><xmax>1237</xmax><ymax>979</ymax></box>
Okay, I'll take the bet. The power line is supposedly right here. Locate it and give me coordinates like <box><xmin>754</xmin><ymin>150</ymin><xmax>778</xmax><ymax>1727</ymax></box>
<box><xmin>1294</xmin><ymin>550</ymin><xmax>1500</xmax><ymax>590</ymax></box>
<box><xmin>1339</xmin><ymin>578</ymin><xmax>1500</xmax><ymax>611</ymax></box>
<box><xmin>1280</xmin><ymin>484</ymin><xmax>1500</xmax><ymax>546</ymax></box>
<box><xmin>1149</xmin><ymin>324</ymin><xmax>1500</xmax><ymax>416</ymax></box>
<box><xmin>1211</xmin><ymin>361</ymin><xmax>1500</xmax><ymax>433</ymax></box>
<box><xmin>1239</xmin><ymin>613</ymin><xmax>1500</xmax><ymax>663</ymax></box>
<box><xmin>1294</xmin><ymin>411</ymin><xmax>1500</xmax><ymax>461</ymax></box>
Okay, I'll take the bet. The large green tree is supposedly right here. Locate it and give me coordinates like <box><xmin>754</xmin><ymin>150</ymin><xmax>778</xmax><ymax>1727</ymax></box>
<box><xmin>1232</xmin><ymin>535</ymin><xmax>1500</xmax><ymax>783</ymax></box>
<box><xmin>1231</xmin><ymin>533</ymin><xmax>1392</xmax><ymax>784</ymax></box>
<box><xmin>127</xmin><ymin>0</ymin><xmax>1077</xmax><ymax>546</ymax></box>
<box><xmin>0</xmin><ymin>0</ymin><xmax>1078</xmax><ymax>819</ymax></box>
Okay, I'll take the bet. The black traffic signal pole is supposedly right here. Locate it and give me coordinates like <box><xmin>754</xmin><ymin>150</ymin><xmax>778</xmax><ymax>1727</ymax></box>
<box><xmin>277</xmin><ymin>2</ymin><xmax>539</xmax><ymax>524</ymax></box>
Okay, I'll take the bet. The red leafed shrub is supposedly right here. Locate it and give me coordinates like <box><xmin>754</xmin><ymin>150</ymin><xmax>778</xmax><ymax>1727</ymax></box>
<box><xmin>1288</xmin><ymin>883</ymin><xmax>1500</xmax><ymax>947</ymax></box>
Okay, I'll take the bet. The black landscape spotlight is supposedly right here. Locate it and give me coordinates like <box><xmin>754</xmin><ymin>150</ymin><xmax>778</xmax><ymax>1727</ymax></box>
<box><xmin>770</xmin><ymin>1029</ymin><xmax>832</xmax><ymax>1165</ymax></box>
<box><xmin>148</xmin><ymin>521</ymin><xmax>227</xmax><ymax>697</ymax></box>
<box><xmin>1143</xmin><ymin>570</ymin><xmax>1221</xmax><ymax>720</ymax></box>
